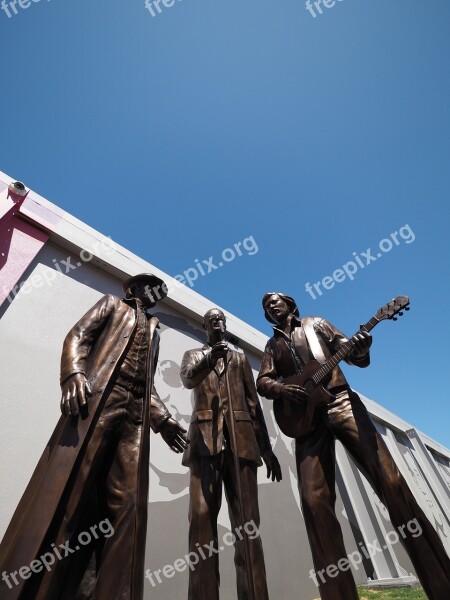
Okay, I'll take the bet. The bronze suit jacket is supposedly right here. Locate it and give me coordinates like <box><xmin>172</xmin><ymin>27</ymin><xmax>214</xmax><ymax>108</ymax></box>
<box><xmin>0</xmin><ymin>294</ymin><xmax>170</xmax><ymax>600</ymax></box>
<box><xmin>180</xmin><ymin>346</ymin><xmax>272</xmax><ymax>467</ymax></box>
<box><xmin>257</xmin><ymin>315</ymin><xmax>370</xmax><ymax>400</ymax></box>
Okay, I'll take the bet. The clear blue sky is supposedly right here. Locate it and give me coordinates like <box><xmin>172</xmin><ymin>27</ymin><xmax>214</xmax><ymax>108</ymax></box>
<box><xmin>1</xmin><ymin>1</ymin><xmax>449</xmax><ymax>446</ymax></box>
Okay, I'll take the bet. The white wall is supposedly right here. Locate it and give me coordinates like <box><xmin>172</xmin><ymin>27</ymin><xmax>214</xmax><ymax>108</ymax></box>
<box><xmin>1</xmin><ymin>235</ymin><xmax>449</xmax><ymax>599</ymax></box>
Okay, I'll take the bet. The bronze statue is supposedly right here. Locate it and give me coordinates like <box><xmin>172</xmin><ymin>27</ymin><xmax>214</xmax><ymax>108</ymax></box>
<box><xmin>256</xmin><ymin>292</ymin><xmax>450</xmax><ymax>600</ymax></box>
<box><xmin>180</xmin><ymin>308</ymin><xmax>282</xmax><ymax>600</ymax></box>
<box><xmin>0</xmin><ymin>274</ymin><xmax>188</xmax><ymax>600</ymax></box>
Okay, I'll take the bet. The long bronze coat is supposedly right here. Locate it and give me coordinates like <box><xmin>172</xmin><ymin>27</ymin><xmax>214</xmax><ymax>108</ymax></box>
<box><xmin>0</xmin><ymin>294</ymin><xmax>170</xmax><ymax>600</ymax></box>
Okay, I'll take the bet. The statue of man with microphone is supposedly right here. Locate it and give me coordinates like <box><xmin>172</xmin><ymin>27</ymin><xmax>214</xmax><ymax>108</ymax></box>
<box><xmin>180</xmin><ymin>307</ymin><xmax>282</xmax><ymax>600</ymax></box>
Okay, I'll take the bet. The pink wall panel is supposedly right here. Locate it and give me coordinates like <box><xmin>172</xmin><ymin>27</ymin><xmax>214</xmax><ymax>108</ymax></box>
<box><xmin>0</xmin><ymin>216</ymin><xmax>49</xmax><ymax>307</ymax></box>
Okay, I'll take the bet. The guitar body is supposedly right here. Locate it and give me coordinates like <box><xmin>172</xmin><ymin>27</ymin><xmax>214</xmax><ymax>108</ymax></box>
<box><xmin>273</xmin><ymin>360</ymin><xmax>335</xmax><ymax>439</ymax></box>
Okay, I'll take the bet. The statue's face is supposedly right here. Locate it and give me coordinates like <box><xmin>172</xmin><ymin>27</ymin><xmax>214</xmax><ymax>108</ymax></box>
<box><xmin>133</xmin><ymin>281</ymin><xmax>157</xmax><ymax>308</ymax></box>
<box><xmin>204</xmin><ymin>309</ymin><xmax>226</xmax><ymax>339</ymax></box>
<box><xmin>264</xmin><ymin>294</ymin><xmax>291</xmax><ymax>324</ymax></box>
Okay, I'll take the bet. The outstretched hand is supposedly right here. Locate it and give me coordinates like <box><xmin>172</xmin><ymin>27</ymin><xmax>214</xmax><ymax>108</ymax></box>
<box><xmin>160</xmin><ymin>418</ymin><xmax>189</xmax><ymax>453</ymax></box>
<box><xmin>263</xmin><ymin>450</ymin><xmax>282</xmax><ymax>482</ymax></box>
<box><xmin>60</xmin><ymin>373</ymin><xmax>92</xmax><ymax>417</ymax></box>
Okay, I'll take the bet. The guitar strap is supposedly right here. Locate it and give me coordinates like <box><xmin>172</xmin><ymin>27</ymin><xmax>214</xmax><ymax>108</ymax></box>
<box><xmin>281</xmin><ymin>337</ymin><xmax>303</xmax><ymax>375</ymax></box>
<box><xmin>302</xmin><ymin>317</ymin><xmax>326</xmax><ymax>363</ymax></box>
<box><xmin>279</xmin><ymin>318</ymin><xmax>325</xmax><ymax>374</ymax></box>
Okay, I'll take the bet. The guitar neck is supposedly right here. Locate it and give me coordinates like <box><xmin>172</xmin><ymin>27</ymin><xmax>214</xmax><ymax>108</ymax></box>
<box><xmin>312</xmin><ymin>316</ymin><xmax>379</xmax><ymax>386</ymax></box>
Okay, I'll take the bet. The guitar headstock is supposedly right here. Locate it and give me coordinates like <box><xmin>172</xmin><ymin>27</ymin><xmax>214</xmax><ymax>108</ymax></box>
<box><xmin>375</xmin><ymin>296</ymin><xmax>410</xmax><ymax>322</ymax></box>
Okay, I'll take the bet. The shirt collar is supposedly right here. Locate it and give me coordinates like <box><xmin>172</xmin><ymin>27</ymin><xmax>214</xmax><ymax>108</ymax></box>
<box><xmin>124</xmin><ymin>297</ymin><xmax>146</xmax><ymax>310</ymax></box>
<box><xmin>123</xmin><ymin>297</ymin><xmax>160</xmax><ymax>326</ymax></box>
<box><xmin>272</xmin><ymin>314</ymin><xmax>302</xmax><ymax>337</ymax></box>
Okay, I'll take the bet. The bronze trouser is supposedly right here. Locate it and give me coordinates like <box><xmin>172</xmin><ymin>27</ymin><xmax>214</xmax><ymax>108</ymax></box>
<box><xmin>187</xmin><ymin>450</ymin><xmax>269</xmax><ymax>600</ymax></box>
<box><xmin>25</xmin><ymin>379</ymin><xmax>148</xmax><ymax>600</ymax></box>
<box><xmin>295</xmin><ymin>389</ymin><xmax>450</xmax><ymax>600</ymax></box>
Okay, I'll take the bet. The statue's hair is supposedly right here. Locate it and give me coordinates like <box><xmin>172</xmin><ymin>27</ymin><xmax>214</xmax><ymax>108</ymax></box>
<box><xmin>262</xmin><ymin>292</ymin><xmax>299</xmax><ymax>324</ymax></box>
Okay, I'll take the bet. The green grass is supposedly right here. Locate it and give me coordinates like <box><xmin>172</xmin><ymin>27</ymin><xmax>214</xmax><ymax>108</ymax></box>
<box><xmin>357</xmin><ymin>587</ymin><xmax>426</xmax><ymax>600</ymax></box>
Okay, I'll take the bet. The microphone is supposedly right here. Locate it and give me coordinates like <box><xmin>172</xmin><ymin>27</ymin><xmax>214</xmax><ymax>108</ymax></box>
<box><xmin>218</xmin><ymin>320</ymin><xmax>228</xmax><ymax>365</ymax></box>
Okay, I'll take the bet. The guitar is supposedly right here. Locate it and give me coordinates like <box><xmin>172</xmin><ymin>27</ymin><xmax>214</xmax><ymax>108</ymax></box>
<box><xmin>273</xmin><ymin>296</ymin><xmax>410</xmax><ymax>439</ymax></box>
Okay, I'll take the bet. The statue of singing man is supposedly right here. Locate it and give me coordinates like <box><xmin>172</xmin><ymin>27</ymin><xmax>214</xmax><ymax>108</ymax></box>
<box><xmin>181</xmin><ymin>308</ymin><xmax>282</xmax><ymax>600</ymax></box>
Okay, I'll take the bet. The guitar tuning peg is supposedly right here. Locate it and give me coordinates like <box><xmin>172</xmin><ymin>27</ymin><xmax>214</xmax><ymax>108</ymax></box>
<box><xmin>405</xmin><ymin>307</ymin><xmax>410</xmax><ymax>311</ymax></box>
<box><xmin>392</xmin><ymin>317</ymin><xmax>398</xmax><ymax>321</ymax></box>
<box><xmin>398</xmin><ymin>311</ymin><xmax>404</xmax><ymax>316</ymax></box>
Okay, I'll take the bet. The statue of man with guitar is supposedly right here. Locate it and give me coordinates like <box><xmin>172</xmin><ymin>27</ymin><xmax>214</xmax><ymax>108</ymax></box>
<box><xmin>256</xmin><ymin>292</ymin><xmax>450</xmax><ymax>600</ymax></box>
